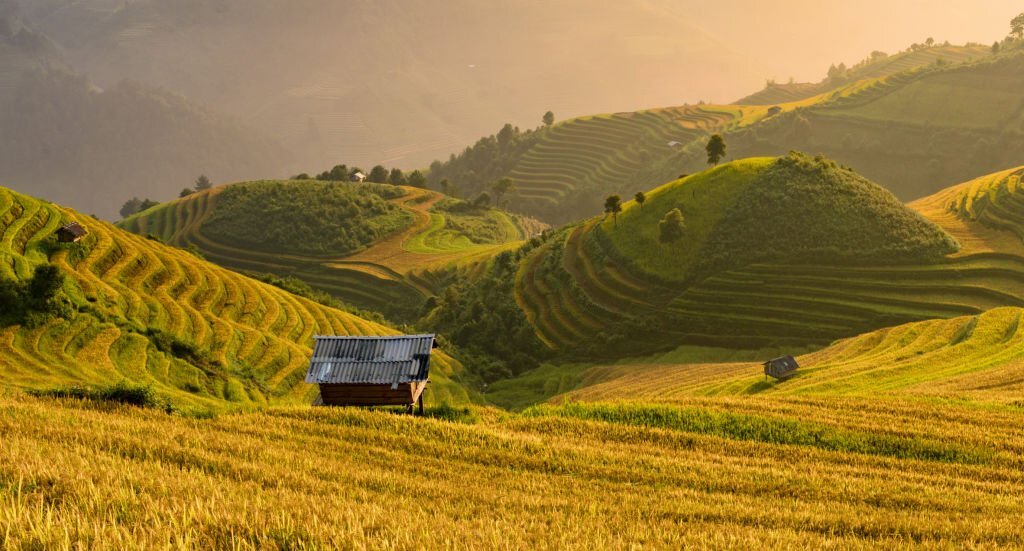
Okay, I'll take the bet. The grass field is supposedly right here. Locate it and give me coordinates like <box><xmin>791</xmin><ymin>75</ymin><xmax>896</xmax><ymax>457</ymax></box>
<box><xmin>4</xmin><ymin>367</ymin><xmax>1024</xmax><ymax>548</ymax></box>
<box><xmin>119</xmin><ymin>182</ymin><xmax>535</xmax><ymax>319</ymax></box>
<box><xmin>0</xmin><ymin>186</ymin><xmax>470</xmax><ymax>412</ymax></box>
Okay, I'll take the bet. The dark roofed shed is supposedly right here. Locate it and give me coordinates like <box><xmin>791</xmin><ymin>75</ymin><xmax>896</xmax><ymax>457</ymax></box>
<box><xmin>55</xmin><ymin>222</ymin><xmax>87</xmax><ymax>243</ymax></box>
<box><xmin>305</xmin><ymin>334</ymin><xmax>435</xmax><ymax>411</ymax></box>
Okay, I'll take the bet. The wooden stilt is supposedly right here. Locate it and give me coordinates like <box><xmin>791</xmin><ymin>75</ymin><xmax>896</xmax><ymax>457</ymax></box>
<box><xmin>418</xmin><ymin>394</ymin><xmax>424</xmax><ymax>416</ymax></box>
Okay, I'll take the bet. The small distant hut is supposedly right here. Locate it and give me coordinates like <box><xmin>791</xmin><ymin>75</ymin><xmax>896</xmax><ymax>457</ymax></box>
<box><xmin>305</xmin><ymin>334</ymin><xmax>435</xmax><ymax>413</ymax></box>
<box><xmin>55</xmin><ymin>222</ymin><xmax>87</xmax><ymax>243</ymax></box>
<box><xmin>350</xmin><ymin>171</ymin><xmax>367</xmax><ymax>183</ymax></box>
<box><xmin>763</xmin><ymin>355</ymin><xmax>799</xmax><ymax>380</ymax></box>
<box><xmin>767</xmin><ymin>105</ymin><xmax>783</xmax><ymax>117</ymax></box>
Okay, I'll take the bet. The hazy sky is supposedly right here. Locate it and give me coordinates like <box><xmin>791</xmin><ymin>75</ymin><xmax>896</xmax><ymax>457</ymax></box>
<box><xmin>685</xmin><ymin>0</ymin><xmax>1022</xmax><ymax>89</ymax></box>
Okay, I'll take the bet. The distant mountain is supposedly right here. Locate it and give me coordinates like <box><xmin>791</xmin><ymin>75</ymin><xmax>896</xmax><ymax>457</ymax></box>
<box><xmin>14</xmin><ymin>0</ymin><xmax>757</xmax><ymax>171</ymax></box>
<box><xmin>0</xmin><ymin>5</ymin><xmax>289</xmax><ymax>219</ymax></box>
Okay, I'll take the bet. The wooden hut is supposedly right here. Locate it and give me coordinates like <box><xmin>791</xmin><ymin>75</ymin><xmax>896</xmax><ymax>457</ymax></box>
<box><xmin>305</xmin><ymin>334</ymin><xmax>435</xmax><ymax>413</ymax></box>
<box><xmin>55</xmin><ymin>222</ymin><xmax>87</xmax><ymax>243</ymax></box>
<box><xmin>763</xmin><ymin>355</ymin><xmax>799</xmax><ymax>380</ymax></box>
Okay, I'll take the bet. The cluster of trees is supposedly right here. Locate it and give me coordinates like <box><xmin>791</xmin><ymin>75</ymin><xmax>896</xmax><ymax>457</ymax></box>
<box><xmin>694</xmin><ymin>152</ymin><xmax>958</xmax><ymax>276</ymax></box>
<box><xmin>429</xmin><ymin>242</ymin><xmax>551</xmax><ymax>383</ymax></box>
<box><xmin>296</xmin><ymin>164</ymin><xmax>427</xmax><ymax>188</ymax></box>
<box><xmin>201</xmin><ymin>180</ymin><xmax>410</xmax><ymax>256</ymax></box>
<box><xmin>179</xmin><ymin>175</ymin><xmax>213</xmax><ymax>198</ymax></box>
<box><xmin>119</xmin><ymin>197</ymin><xmax>160</xmax><ymax>219</ymax></box>
<box><xmin>0</xmin><ymin>264</ymin><xmax>69</xmax><ymax>328</ymax></box>
<box><xmin>425</xmin><ymin>111</ymin><xmax>556</xmax><ymax>203</ymax></box>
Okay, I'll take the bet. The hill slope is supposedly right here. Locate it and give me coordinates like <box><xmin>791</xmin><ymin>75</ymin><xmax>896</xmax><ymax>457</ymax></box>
<box><xmin>438</xmin><ymin>157</ymin><xmax>1024</xmax><ymax>366</ymax></box>
<box><xmin>118</xmin><ymin>180</ymin><xmax>539</xmax><ymax>320</ymax></box>
<box><xmin>3</xmin><ymin>373</ymin><xmax>1024</xmax><ymax>547</ymax></box>
<box><xmin>429</xmin><ymin>46</ymin><xmax>1019</xmax><ymax>224</ymax></box>
<box><xmin>0</xmin><ymin>186</ymin><xmax>469</xmax><ymax>411</ymax></box>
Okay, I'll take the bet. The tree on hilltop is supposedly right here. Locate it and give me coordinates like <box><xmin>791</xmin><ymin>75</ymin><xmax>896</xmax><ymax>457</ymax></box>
<box><xmin>120</xmin><ymin>197</ymin><xmax>142</xmax><ymax>219</ymax></box>
<box><xmin>542</xmin><ymin>111</ymin><xmax>555</xmax><ymax>126</ymax></box>
<box><xmin>407</xmin><ymin>170</ymin><xmax>427</xmax><ymax>188</ymax></box>
<box><xmin>1012</xmin><ymin>13</ymin><xmax>1024</xmax><ymax>40</ymax></box>
<box><xmin>634</xmin><ymin>191</ymin><xmax>646</xmax><ymax>209</ymax></box>
<box><xmin>388</xmin><ymin>168</ymin><xmax>407</xmax><ymax>186</ymax></box>
<box><xmin>180</xmin><ymin>188</ymin><xmax>195</xmax><ymax>198</ymax></box>
<box><xmin>369</xmin><ymin>165</ymin><xmax>389</xmax><ymax>183</ymax></box>
<box><xmin>659</xmin><ymin>208</ymin><xmax>685</xmax><ymax>243</ymax></box>
<box><xmin>706</xmin><ymin>134</ymin><xmax>727</xmax><ymax>166</ymax></box>
<box><xmin>604</xmin><ymin>195</ymin><xmax>622</xmax><ymax>228</ymax></box>
<box><xmin>195</xmin><ymin>175</ymin><xmax>212</xmax><ymax>191</ymax></box>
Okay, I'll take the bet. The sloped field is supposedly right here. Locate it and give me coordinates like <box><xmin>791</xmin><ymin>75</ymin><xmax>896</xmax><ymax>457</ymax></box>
<box><xmin>0</xmin><ymin>187</ymin><xmax>469</xmax><ymax>410</ymax></box>
<box><xmin>120</xmin><ymin>183</ymin><xmax>532</xmax><ymax>319</ymax></box>
<box><xmin>512</xmin><ymin>157</ymin><xmax>1015</xmax><ymax>358</ymax></box>
<box><xmin>2</xmin><ymin>389</ymin><xmax>1023</xmax><ymax>548</ymax></box>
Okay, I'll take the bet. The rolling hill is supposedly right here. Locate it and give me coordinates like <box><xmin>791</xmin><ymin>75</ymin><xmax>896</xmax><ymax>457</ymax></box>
<box><xmin>437</xmin><ymin>156</ymin><xmax>1024</xmax><ymax>369</ymax></box>
<box><xmin>429</xmin><ymin>45</ymin><xmax>1018</xmax><ymax>224</ymax></box>
<box><xmin>0</xmin><ymin>185</ymin><xmax>471</xmax><ymax>412</ymax></box>
<box><xmin>117</xmin><ymin>180</ymin><xmax>543</xmax><ymax>320</ymax></box>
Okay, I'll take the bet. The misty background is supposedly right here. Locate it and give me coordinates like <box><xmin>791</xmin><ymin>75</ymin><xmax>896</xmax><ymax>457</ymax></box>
<box><xmin>1</xmin><ymin>0</ymin><xmax>1019</xmax><ymax>218</ymax></box>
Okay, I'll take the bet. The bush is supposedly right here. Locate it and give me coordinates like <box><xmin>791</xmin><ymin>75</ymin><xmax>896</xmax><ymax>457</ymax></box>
<box><xmin>658</xmin><ymin>208</ymin><xmax>685</xmax><ymax>243</ymax></box>
<box><xmin>30</xmin><ymin>381</ymin><xmax>164</xmax><ymax>409</ymax></box>
<box><xmin>201</xmin><ymin>181</ymin><xmax>411</xmax><ymax>256</ymax></box>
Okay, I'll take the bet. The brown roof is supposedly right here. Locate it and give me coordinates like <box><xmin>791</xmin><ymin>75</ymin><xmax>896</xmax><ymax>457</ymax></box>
<box><xmin>58</xmin><ymin>222</ymin><xmax>87</xmax><ymax>237</ymax></box>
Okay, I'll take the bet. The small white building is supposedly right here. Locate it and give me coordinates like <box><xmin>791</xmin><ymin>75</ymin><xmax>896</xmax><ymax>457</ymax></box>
<box><xmin>351</xmin><ymin>171</ymin><xmax>367</xmax><ymax>183</ymax></box>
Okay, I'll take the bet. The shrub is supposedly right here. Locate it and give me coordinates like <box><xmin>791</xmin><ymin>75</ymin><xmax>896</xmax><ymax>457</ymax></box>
<box><xmin>658</xmin><ymin>208</ymin><xmax>685</xmax><ymax>243</ymax></box>
<box><xmin>30</xmin><ymin>381</ymin><xmax>163</xmax><ymax>409</ymax></box>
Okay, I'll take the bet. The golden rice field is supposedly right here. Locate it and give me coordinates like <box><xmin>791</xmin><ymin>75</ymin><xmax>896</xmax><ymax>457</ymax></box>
<box><xmin>2</xmin><ymin>386</ymin><xmax>1024</xmax><ymax>549</ymax></box>
<box><xmin>0</xmin><ymin>187</ymin><xmax>469</xmax><ymax>411</ymax></box>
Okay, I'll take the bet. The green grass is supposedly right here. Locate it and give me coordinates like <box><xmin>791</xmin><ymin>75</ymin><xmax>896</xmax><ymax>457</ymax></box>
<box><xmin>0</xmin><ymin>186</ymin><xmax>472</xmax><ymax>413</ymax></box>
<box><xmin>119</xmin><ymin>185</ymin><xmax>531</xmax><ymax>320</ymax></box>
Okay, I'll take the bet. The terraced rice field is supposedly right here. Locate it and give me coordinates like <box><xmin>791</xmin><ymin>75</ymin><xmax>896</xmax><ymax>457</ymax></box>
<box><xmin>508</xmin><ymin>106</ymin><xmax>741</xmax><ymax>221</ymax></box>
<box><xmin>120</xmin><ymin>184</ymin><xmax>531</xmax><ymax>318</ymax></box>
<box><xmin>4</xmin><ymin>377</ymin><xmax>1024</xmax><ymax>548</ymax></box>
<box><xmin>736</xmin><ymin>45</ymin><xmax>990</xmax><ymax>105</ymax></box>
<box><xmin>562</xmin><ymin>306</ymin><xmax>1024</xmax><ymax>405</ymax></box>
<box><xmin>0</xmin><ymin>187</ymin><xmax>468</xmax><ymax>410</ymax></box>
<box><xmin>514</xmin><ymin>167</ymin><xmax>1024</xmax><ymax>357</ymax></box>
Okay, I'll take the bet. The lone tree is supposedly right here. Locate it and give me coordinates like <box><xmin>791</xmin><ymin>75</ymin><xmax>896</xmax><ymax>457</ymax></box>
<box><xmin>180</xmin><ymin>188</ymin><xmax>195</xmax><ymax>198</ymax></box>
<box><xmin>634</xmin><ymin>191</ymin><xmax>646</xmax><ymax>209</ymax></box>
<box><xmin>706</xmin><ymin>134</ymin><xmax>727</xmax><ymax>166</ymax></box>
<box><xmin>604</xmin><ymin>195</ymin><xmax>623</xmax><ymax>228</ymax></box>
<box><xmin>369</xmin><ymin>165</ymin><xmax>389</xmax><ymax>183</ymax></box>
<box><xmin>492</xmin><ymin>178</ymin><xmax>514</xmax><ymax>205</ymax></box>
<box><xmin>120</xmin><ymin>197</ymin><xmax>142</xmax><ymax>219</ymax></box>
<box><xmin>194</xmin><ymin>175</ymin><xmax>212</xmax><ymax>191</ymax></box>
<box><xmin>407</xmin><ymin>170</ymin><xmax>427</xmax><ymax>188</ymax></box>
<box><xmin>542</xmin><ymin>111</ymin><xmax>555</xmax><ymax>126</ymax></box>
<box><xmin>659</xmin><ymin>208</ymin><xmax>686</xmax><ymax>243</ymax></box>
<box><xmin>388</xmin><ymin>168</ymin><xmax>406</xmax><ymax>185</ymax></box>
<box><xmin>1013</xmin><ymin>12</ymin><xmax>1024</xmax><ymax>40</ymax></box>
<box><xmin>473</xmin><ymin>192</ymin><xmax>491</xmax><ymax>208</ymax></box>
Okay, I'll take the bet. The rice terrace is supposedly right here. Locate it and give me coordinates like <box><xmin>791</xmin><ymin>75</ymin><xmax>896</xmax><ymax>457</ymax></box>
<box><xmin>4</xmin><ymin>2</ymin><xmax>1024</xmax><ymax>549</ymax></box>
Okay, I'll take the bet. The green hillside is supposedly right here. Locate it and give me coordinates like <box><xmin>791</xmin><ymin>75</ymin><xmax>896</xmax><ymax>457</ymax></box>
<box><xmin>683</xmin><ymin>50</ymin><xmax>1024</xmax><ymax>202</ymax></box>
<box><xmin>118</xmin><ymin>180</ymin><xmax>537</xmax><ymax>320</ymax></box>
<box><xmin>0</xmin><ymin>186</ymin><xmax>471</xmax><ymax>412</ymax></box>
<box><xmin>437</xmin><ymin>157</ymin><xmax>1024</xmax><ymax>368</ymax></box>
<box><xmin>735</xmin><ymin>44</ymin><xmax>990</xmax><ymax>105</ymax></box>
<box><xmin>428</xmin><ymin>45</ymin><xmax>1017</xmax><ymax>224</ymax></box>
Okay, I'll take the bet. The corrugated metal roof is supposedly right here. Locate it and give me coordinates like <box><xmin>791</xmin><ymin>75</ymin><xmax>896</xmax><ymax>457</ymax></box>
<box><xmin>305</xmin><ymin>335</ymin><xmax>435</xmax><ymax>385</ymax></box>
